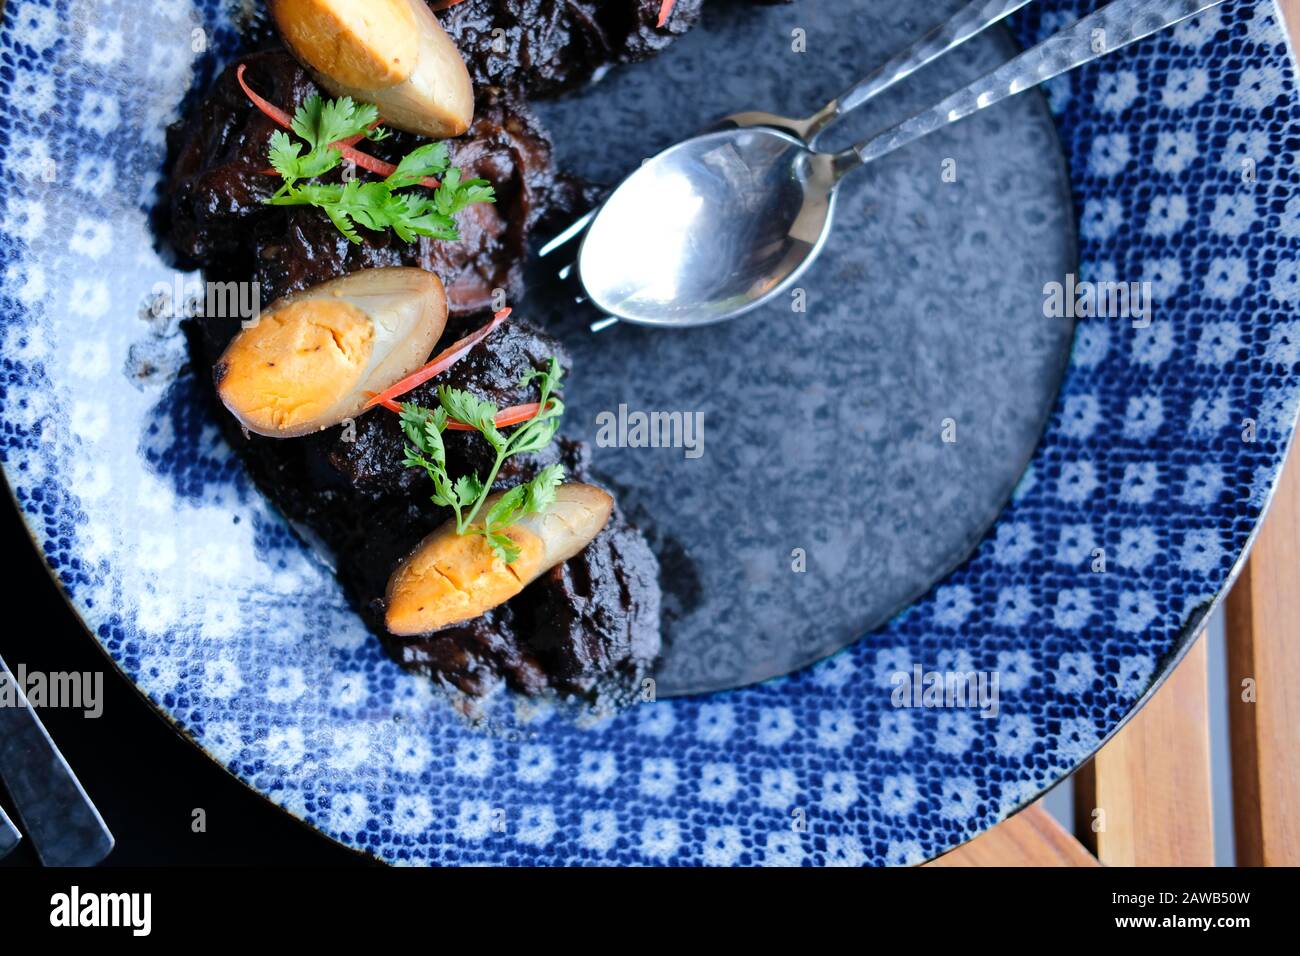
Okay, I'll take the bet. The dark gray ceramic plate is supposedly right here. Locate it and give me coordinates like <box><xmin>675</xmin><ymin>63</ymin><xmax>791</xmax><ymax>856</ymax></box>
<box><xmin>6</xmin><ymin>0</ymin><xmax>1295</xmax><ymax>867</ymax></box>
<box><xmin>532</xmin><ymin>0</ymin><xmax>1077</xmax><ymax>695</ymax></box>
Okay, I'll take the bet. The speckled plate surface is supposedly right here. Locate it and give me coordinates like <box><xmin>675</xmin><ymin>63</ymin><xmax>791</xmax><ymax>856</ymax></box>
<box><xmin>534</xmin><ymin>1</ymin><xmax>1078</xmax><ymax>696</ymax></box>
<box><xmin>1</xmin><ymin>0</ymin><xmax>1297</xmax><ymax>865</ymax></box>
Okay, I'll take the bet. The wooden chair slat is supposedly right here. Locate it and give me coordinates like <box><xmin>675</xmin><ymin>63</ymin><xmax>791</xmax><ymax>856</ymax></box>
<box><xmin>924</xmin><ymin>803</ymin><xmax>1098</xmax><ymax>867</ymax></box>
<box><xmin>1225</xmin><ymin>441</ymin><xmax>1300</xmax><ymax>866</ymax></box>
<box><xmin>1072</xmin><ymin>636</ymin><xmax>1213</xmax><ymax>866</ymax></box>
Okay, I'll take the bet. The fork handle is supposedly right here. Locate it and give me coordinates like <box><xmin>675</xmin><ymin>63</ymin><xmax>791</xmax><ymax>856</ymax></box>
<box><xmin>811</xmin><ymin>0</ymin><xmax>1035</xmax><ymax>143</ymax></box>
<box><xmin>844</xmin><ymin>0</ymin><xmax>1229</xmax><ymax>169</ymax></box>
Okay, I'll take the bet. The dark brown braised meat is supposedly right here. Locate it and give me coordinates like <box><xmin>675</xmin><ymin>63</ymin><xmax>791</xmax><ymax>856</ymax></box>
<box><xmin>385</xmin><ymin>441</ymin><xmax>662</xmax><ymax>700</ymax></box>
<box><xmin>250</xmin><ymin>85</ymin><xmax>572</xmax><ymax>313</ymax></box>
<box><xmin>164</xmin><ymin>14</ymin><xmax>667</xmax><ymax>705</ymax></box>
<box><xmin>323</xmin><ymin>320</ymin><xmax>572</xmax><ymax>499</ymax></box>
<box><xmin>437</xmin><ymin>0</ymin><xmax>703</xmax><ymax>97</ymax></box>
<box><xmin>165</xmin><ymin>51</ymin><xmax>579</xmax><ymax>318</ymax></box>
<box><xmin>186</xmin><ymin>310</ymin><xmax>661</xmax><ymax>703</ymax></box>
<box><xmin>395</xmin><ymin>603</ymin><xmax>549</xmax><ymax>698</ymax></box>
<box><xmin>166</xmin><ymin>52</ymin><xmax>301</xmax><ymax>270</ymax></box>
<box><xmin>524</xmin><ymin>502</ymin><xmax>662</xmax><ymax>698</ymax></box>
<box><xmin>395</xmin><ymin>505</ymin><xmax>662</xmax><ymax>701</ymax></box>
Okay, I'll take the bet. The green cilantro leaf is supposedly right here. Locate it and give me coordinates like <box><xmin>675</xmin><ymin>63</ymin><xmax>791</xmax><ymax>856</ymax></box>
<box><xmin>437</xmin><ymin>387</ymin><xmax>503</xmax><ymax>450</ymax></box>
<box><xmin>291</xmin><ymin>94</ymin><xmax>377</xmax><ymax>152</ymax></box>
<box><xmin>260</xmin><ymin>93</ymin><xmax>495</xmax><ymax>245</ymax></box>
<box><xmin>398</xmin><ymin>357</ymin><xmax>568</xmax><ymax>563</ymax></box>
<box><xmin>267</xmin><ymin>131</ymin><xmax>305</xmax><ymax>183</ymax></box>
<box><xmin>385</xmin><ymin>142</ymin><xmax>451</xmax><ymax>190</ymax></box>
<box><xmin>484</xmin><ymin>484</ymin><xmax>529</xmax><ymax>531</ymax></box>
<box><xmin>454</xmin><ymin>473</ymin><xmax>483</xmax><ymax>509</ymax></box>
<box><xmin>485</xmin><ymin>531</ymin><xmax>522</xmax><ymax>565</ymax></box>
<box><xmin>521</xmin><ymin>463</ymin><xmax>563</xmax><ymax>515</ymax></box>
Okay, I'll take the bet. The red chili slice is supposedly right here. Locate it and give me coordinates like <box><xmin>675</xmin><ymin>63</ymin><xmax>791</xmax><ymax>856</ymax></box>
<box><xmin>236</xmin><ymin>63</ymin><xmax>440</xmax><ymax>188</ymax></box>
<box><xmin>375</xmin><ymin>398</ymin><xmax>549</xmax><ymax>429</ymax></box>
<box><xmin>364</xmin><ymin>308</ymin><xmax>512</xmax><ymax>410</ymax></box>
<box><xmin>444</xmin><ymin>401</ymin><xmax>549</xmax><ymax>431</ymax></box>
<box><xmin>658</xmin><ymin>0</ymin><xmax>676</xmax><ymax>27</ymax></box>
<box><xmin>236</xmin><ymin>62</ymin><xmax>293</xmax><ymax>127</ymax></box>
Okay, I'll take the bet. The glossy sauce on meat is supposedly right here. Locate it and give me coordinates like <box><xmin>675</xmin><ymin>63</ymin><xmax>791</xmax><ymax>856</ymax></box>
<box><xmin>167</xmin><ymin>52</ymin><xmax>579</xmax><ymax>320</ymax></box>
<box><xmin>163</xmin><ymin>15</ymin><xmax>670</xmax><ymax>706</ymax></box>
<box><xmin>439</xmin><ymin>0</ymin><xmax>704</xmax><ymax>97</ymax></box>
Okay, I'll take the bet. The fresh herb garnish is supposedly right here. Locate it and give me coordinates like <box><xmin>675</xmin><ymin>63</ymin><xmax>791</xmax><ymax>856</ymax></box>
<box><xmin>266</xmin><ymin>94</ymin><xmax>386</xmax><ymax>187</ymax></box>
<box><xmin>400</xmin><ymin>358</ymin><xmax>566</xmax><ymax>563</ymax></box>
<box><xmin>263</xmin><ymin>94</ymin><xmax>494</xmax><ymax>244</ymax></box>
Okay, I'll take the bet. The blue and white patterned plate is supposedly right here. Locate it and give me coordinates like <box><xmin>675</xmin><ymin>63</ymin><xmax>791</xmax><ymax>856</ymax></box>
<box><xmin>1</xmin><ymin>0</ymin><xmax>1297</xmax><ymax>865</ymax></box>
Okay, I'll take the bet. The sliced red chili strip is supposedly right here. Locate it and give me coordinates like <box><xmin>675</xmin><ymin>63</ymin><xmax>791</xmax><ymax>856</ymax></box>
<box><xmin>378</xmin><ymin>399</ymin><xmax>549</xmax><ymax>429</ymax></box>
<box><xmin>364</xmin><ymin>308</ymin><xmax>512</xmax><ymax>410</ymax></box>
<box><xmin>444</xmin><ymin>401</ymin><xmax>548</xmax><ymax>431</ymax></box>
<box><xmin>236</xmin><ymin>62</ymin><xmax>293</xmax><ymax>127</ymax></box>
<box><xmin>658</xmin><ymin>0</ymin><xmax>676</xmax><ymax>28</ymax></box>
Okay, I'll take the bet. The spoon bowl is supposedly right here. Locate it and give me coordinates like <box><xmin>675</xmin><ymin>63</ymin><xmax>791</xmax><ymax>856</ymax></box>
<box><xmin>574</xmin><ymin>0</ymin><xmax>1226</xmax><ymax>329</ymax></box>
<box><xmin>577</xmin><ymin>128</ymin><xmax>841</xmax><ymax>327</ymax></box>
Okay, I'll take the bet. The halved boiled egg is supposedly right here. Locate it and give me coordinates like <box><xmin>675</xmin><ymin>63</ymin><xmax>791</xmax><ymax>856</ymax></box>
<box><xmin>270</xmin><ymin>0</ymin><xmax>475</xmax><ymax>138</ymax></box>
<box><xmin>215</xmin><ymin>267</ymin><xmax>447</xmax><ymax>438</ymax></box>
<box><xmin>385</xmin><ymin>483</ymin><xmax>615</xmax><ymax>636</ymax></box>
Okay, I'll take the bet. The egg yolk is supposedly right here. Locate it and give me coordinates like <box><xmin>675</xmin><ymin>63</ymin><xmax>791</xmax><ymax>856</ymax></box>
<box><xmin>274</xmin><ymin>0</ymin><xmax>419</xmax><ymax>90</ymax></box>
<box><xmin>217</xmin><ymin>298</ymin><xmax>375</xmax><ymax>435</ymax></box>
<box><xmin>386</xmin><ymin>527</ymin><xmax>546</xmax><ymax>635</ymax></box>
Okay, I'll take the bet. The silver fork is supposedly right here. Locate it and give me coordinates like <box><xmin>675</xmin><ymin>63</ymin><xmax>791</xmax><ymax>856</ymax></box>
<box><xmin>716</xmin><ymin>0</ymin><xmax>1036</xmax><ymax>148</ymax></box>
<box><xmin>537</xmin><ymin>0</ymin><xmax>1037</xmax><ymax>329</ymax></box>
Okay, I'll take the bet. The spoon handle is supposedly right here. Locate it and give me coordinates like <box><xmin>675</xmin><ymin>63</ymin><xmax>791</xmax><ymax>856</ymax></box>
<box><xmin>813</xmin><ymin>0</ymin><xmax>1035</xmax><ymax>141</ymax></box>
<box><xmin>843</xmin><ymin>0</ymin><xmax>1229</xmax><ymax>170</ymax></box>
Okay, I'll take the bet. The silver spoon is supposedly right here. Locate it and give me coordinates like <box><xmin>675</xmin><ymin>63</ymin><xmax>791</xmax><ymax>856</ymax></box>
<box><xmin>717</xmin><ymin>0</ymin><xmax>1035</xmax><ymax>149</ymax></box>
<box><xmin>576</xmin><ymin>0</ymin><xmax>1229</xmax><ymax>328</ymax></box>
<box><xmin>541</xmin><ymin>0</ymin><xmax>1033</xmax><ymax>330</ymax></box>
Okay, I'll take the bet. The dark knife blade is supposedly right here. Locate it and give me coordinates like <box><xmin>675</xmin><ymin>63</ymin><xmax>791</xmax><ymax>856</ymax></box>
<box><xmin>0</xmin><ymin>652</ymin><xmax>114</xmax><ymax>866</ymax></box>
<box><xmin>0</xmin><ymin>802</ymin><xmax>20</xmax><ymax>860</ymax></box>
